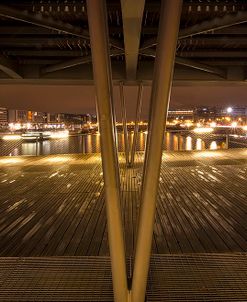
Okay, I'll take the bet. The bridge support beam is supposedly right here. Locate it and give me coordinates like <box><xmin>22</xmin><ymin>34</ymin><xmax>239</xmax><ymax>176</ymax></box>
<box><xmin>86</xmin><ymin>1</ymin><xmax>128</xmax><ymax>302</ymax></box>
<box><xmin>131</xmin><ymin>1</ymin><xmax>183</xmax><ymax>302</ymax></box>
<box><xmin>130</xmin><ymin>82</ymin><xmax>143</xmax><ymax>167</ymax></box>
<box><xmin>120</xmin><ymin>82</ymin><xmax>130</xmax><ymax>166</ymax></box>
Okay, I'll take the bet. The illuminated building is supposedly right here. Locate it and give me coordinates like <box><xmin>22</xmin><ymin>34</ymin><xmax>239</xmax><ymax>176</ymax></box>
<box><xmin>0</xmin><ymin>107</ymin><xmax>8</xmax><ymax>127</ymax></box>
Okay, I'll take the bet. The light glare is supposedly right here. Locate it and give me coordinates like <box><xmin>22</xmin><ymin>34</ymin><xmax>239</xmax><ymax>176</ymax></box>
<box><xmin>193</xmin><ymin>127</ymin><xmax>213</xmax><ymax>133</ymax></box>
<box><xmin>2</xmin><ymin>135</ymin><xmax>22</xmax><ymax>141</ymax></box>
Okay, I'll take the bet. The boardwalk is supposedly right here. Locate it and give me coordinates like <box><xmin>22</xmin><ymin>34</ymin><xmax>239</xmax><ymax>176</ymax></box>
<box><xmin>0</xmin><ymin>149</ymin><xmax>246</xmax><ymax>257</ymax></box>
<box><xmin>1</xmin><ymin>254</ymin><xmax>247</xmax><ymax>301</ymax></box>
<box><xmin>0</xmin><ymin>149</ymin><xmax>247</xmax><ymax>301</ymax></box>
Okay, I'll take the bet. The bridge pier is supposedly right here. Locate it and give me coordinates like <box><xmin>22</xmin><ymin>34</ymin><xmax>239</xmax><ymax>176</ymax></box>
<box><xmin>120</xmin><ymin>82</ymin><xmax>130</xmax><ymax>166</ymax></box>
<box><xmin>131</xmin><ymin>1</ymin><xmax>183</xmax><ymax>301</ymax></box>
<box><xmin>87</xmin><ymin>1</ymin><xmax>128</xmax><ymax>301</ymax></box>
<box><xmin>130</xmin><ymin>82</ymin><xmax>143</xmax><ymax>167</ymax></box>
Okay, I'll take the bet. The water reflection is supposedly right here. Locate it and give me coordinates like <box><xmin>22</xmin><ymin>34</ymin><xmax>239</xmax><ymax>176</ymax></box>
<box><xmin>139</xmin><ymin>132</ymin><xmax>146</xmax><ymax>151</ymax></box>
<box><xmin>186</xmin><ymin>136</ymin><xmax>192</xmax><ymax>151</ymax></box>
<box><xmin>95</xmin><ymin>133</ymin><xmax>100</xmax><ymax>152</ymax></box>
<box><xmin>22</xmin><ymin>142</ymin><xmax>37</xmax><ymax>155</ymax></box>
<box><xmin>173</xmin><ymin>135</ymin><xmax>178</xmax><ymax>151</ymax></box>
<box><xmin>86</xmin><ymin>135</ymin><xmax>93</xmax><ymax>153</ymax></box>
<box><xmin>0</xmin><ymin>132</ymin><xmax>227</xmax><ymax>156</ymax></box>
<box><xmin>165</xmin><ymin>132</ymin><xmax>171</xmax><ymax>151</ymax></box>
<box><xmin>196</xmin><ymin>138</ymin><xmax>202</xmax><ymax>151</ymax></box>
<box><xmin>210</xmin><ymin>141</ymin><xmax>217</xmax><ymax>150</ymax></box>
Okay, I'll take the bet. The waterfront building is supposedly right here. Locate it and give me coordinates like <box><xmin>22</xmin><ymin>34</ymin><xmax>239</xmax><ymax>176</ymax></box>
<box><xmin>167</xmin><ymin>109</ymin><xmax>194</xmax><ymax>121</ymax></box>
<box><xmin>0</xmin><ymin>107</ymin><xmax>8</xmax><ymax>127</ymax></box>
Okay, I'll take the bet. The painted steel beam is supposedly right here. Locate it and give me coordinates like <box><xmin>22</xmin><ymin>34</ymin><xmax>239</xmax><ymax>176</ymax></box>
<box><xmin>140</xmin><ymin>37</ymin><xmax>157</xmax><ymax>51</ymax></box>
<box><xmin>41</xmin><ymin>56</ymin><xmax>92</xmax><ymax>74</ymax></box>
<box><xmin>0</xmin><ymin>25</ymin><xmax>156</xmax><ymax>36</ymax></box>
<box><xmin>120</xmin><ymin>0</ymin><xmax>145</xmax><ymax>80</ymax></box>
<box><xmin>4</xmin><ymin>24</ymin><xmax>247</xmax><ymax>36</ymax></box>
<box><xmin>6</xmin><ymin>49</ymin><xmax>247</xmax><ymax>59</ymax></box>
<box><xmin>0</xmin><ymin>37</ymin><xmax>88</xmax><ymax>46</ymax></box>
<box><xmin>178</xmin><ymin>36</ymin><xmax>247</xmax><ymax>45</ymax></box>
<box><xmin>140</xmin><ymin>49</ymin><xmax>226</xmax><ymax>78</ymax></box>
<box><xmin>0</xmin><ymin>4</ymin><xmax>89</xmax><ymax>38</ymax></box>
<box><xmin>175</xmin><ymin>57</ymin><xmax>226</xmax><ymax>78</ymax></box>
<box><xmin>0</xmin><ymin>26</ymin><xmax>57</xmax><ymax>35</ymax></box>
<box><xmin>41</xmin><ymin>49</ymin><xmax>124</xmax><ymax>74</ymax></box>
<box><xmin>0</xmin><ymin>4</ymin><xmax>123</xmax><ymax>50</ymax></box>
<box><xmin>131</xmin><ymin>1</ymin><xmax>183</xmax><ymax>301</ymax></box>
<box><xmin>0</xmin><ymin>55</ymin><xmax>22</xmax><ymax>79</ymax></box>
<box><xmin>179</xmin><ymin>10</ymin><xmax>247</xmax><ymax>39</ymax></box>
<box><xmin>86</xmin><ymin>1</ymin><xmax>128</xmax><ymax>302</ymax></box>
<box><xmin>176</xmin><ymin>50</ymin><xmax>247</xmax><ymax>58</ymax></box>
<box><xmin>130</xmin><ymin>82</ymin><xmax>143</xmax><ymax>167</ymax></box>
<box><xmin>119</xmin><ymin>82</ymin><xmax>130</xmax><ymax>166</ymax></box>
<box><xmin>141</xmin><ymin>11</ymin><xmax>247</xmax><ymax>49</ymax></box>
<box><xmin>4</xmin><ymin>50</ymin><xmax>85</xmax><ymax>57</ymax></box>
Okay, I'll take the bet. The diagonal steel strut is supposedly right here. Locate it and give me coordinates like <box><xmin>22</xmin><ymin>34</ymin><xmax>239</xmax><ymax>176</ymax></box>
<box><xmin>131</xmin><ymin>1</ymin><xmax>183</xmax><ymax>301</ymax></box>
<box><xmin>86</xmin><ymin>1</ymin><xmax>128</xmax><ymax>302</ymax></box>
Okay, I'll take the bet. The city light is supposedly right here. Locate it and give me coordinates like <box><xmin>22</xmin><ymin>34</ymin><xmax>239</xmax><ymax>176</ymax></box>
<box><xmin>210</xmin><ymin>141</ymin><xmax>218</xmax><ymax>150</ymax></box>
<box><xmin>194</xmin><ymin>151</ymin><xmax>223</xmax><ymax>158</ymax></box>
<box><xmin>185</xmin><ymin>121</ymin><xmax>193</xmax><ymax>127</ymax></box>
<box><xmin>2</xmin><ymin>135</ymin><xmax>22</xmax><ymax>140</ymax></box>
<box><xmin>186</xmin><ymin>136</ymin><xmax>192</xmax><ymax>150</ymax></box>
<box><xmin>231</xmin><ymin>122</ymin><xmax>237</xmax><ymax>128</ymax></box>
<box><xmin>193</xmin><ymin>127</ymin><xmax>214</xmax><ymax>133</ymax></box>
<box><xmin>210</xmin><ymin>122</ymin><xmax>217</xmax><ymax>128</ymax></box>
<box><xmin>227</xmin><ymin>107</ymin><xmax>233</xmax><ymax>113</ymax></box>
<box><xmin>8</xmin><ymin>123</ymin><xmax>21</xmax><ymax>131</ymax></box>
<box><xmin>0</xmin><ymin>158</ymin><xmax>24</xmax><ymax>164</ymax></box>
<box><xmin>45</xmin><ymin>156</ymin><xmax>70</xmax><ymax>163</ymax></box>
<box><xmin>50</xmin><ymin>130</ymin><xmax>69</xmax><ymax>139</ymax></box>
<box><xmin>196</xmin><ymin>138</ymin><xmax>202</xmax><ymax>150</ymax></box>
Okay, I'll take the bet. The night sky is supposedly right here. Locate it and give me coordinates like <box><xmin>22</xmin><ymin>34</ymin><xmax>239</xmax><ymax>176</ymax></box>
<box><xmin>0</xmin><ymin>84</ymin><xmax>246</xmax><ymax>120</ymax></box>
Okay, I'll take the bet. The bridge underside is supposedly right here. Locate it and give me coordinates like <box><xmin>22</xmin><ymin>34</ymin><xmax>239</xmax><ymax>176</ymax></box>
<box><xmin>0</xmin><ymin>1</ymin><xmax>247</xmax><ymax>85</ymax></box>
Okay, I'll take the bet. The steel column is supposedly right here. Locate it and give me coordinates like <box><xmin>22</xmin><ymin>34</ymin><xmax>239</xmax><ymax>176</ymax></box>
<box><xmin>86</xmin><ymin>1</ymin><xmax>128</xmax><ymax>302</ymax></box>
<box><xmin>95</xmin><ymin>95</ymin><xmax>101</xmax><ymax>134</ymax></box>
<box><xmin>131</xmin><ymin>1</ymin><xmax>183</xmax><ymax>302</ymax></box>
<box><xmin>130</xmin><ymin>82</ymin><xmax>143</xmax><ymax>167</ymax></box>
<box><xmin>119</xmin><ymin>82</ymin><xmax>130</xmax><ymax>166</ymax></box>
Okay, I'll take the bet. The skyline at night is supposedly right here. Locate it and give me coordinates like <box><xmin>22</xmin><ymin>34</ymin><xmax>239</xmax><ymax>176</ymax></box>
<box><xmin>1</xmin><ymin>85</ymin><xmax>247</xmax><ymax>119</ymax></box>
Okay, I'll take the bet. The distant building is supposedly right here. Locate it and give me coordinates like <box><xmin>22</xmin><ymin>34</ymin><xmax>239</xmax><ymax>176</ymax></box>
<box><xmin>219</xmin><ymin>107</ymin><xmax>247</xmax><ymax>118</ymax></box>
<box><xmin>47</xmin><ymin>113</ymin><xmax>63</xmax><ymax>123</ymax></box>
<box><xmin>62</xmin><ymin>113</ymin><xmax>83</xmax><ymax>124</ymax></box>
<box><xmin>62</xmin><ymin>113</ymin><xmax>95</xmax><ymax>125</ymax></box>
<box><xmin>194</xmin><ymin>107</ymin><xmax>217</xmax><ymax>121</ymax></box>
<box><xmin>32</xmin><ymin>112</ymin><xmax>47</xmax><ymax>123</ymax></box>
<box><xmin>0</xmin><ymin>107</ymin><xmax>8</xmax><ymax>127</ymax></box>
<box><xmin>8</xmin><ymin>109</ymin><xmax>29</xmax><ymax>123</ymax></box>
<box><xmin>168</xmin><ymin>109</ymin><xmax>194</xmax><ymax>120</ymax></box>
<box><xmin>91</xmin><ymin>114</ymin><xmax>97</xmax><ymax>123</ymax></box>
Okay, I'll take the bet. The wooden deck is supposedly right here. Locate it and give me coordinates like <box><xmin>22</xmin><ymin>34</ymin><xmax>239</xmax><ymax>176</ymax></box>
<box><xmin>0</xmin><ymin>254</ymin><xmax>247</xmax><ymax>301</ymax></box>
<box><xmin>0</xmin><ymin>149</ymin><xmax>246</xmax><ymax>257</ymax></box>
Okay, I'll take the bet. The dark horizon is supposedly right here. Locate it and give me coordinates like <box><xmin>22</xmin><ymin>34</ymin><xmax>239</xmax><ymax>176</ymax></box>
<box><xmin>0</xmin><ymin>84</ymin><xmax>246</xmax><ymax>120</ymax></box>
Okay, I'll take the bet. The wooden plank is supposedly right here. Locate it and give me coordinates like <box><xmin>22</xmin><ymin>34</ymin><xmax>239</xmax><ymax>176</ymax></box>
<box><xmin>0</xmin><ymin>150</ymin><xmax>246</xmax><ymax>257</ymax></box>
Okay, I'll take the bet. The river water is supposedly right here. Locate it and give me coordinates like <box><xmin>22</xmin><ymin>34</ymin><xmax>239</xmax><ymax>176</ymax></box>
<box><xmin>0</xmin><ymin>132</ymin><xmax>228</xmax><ymax>157</ymax></box>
